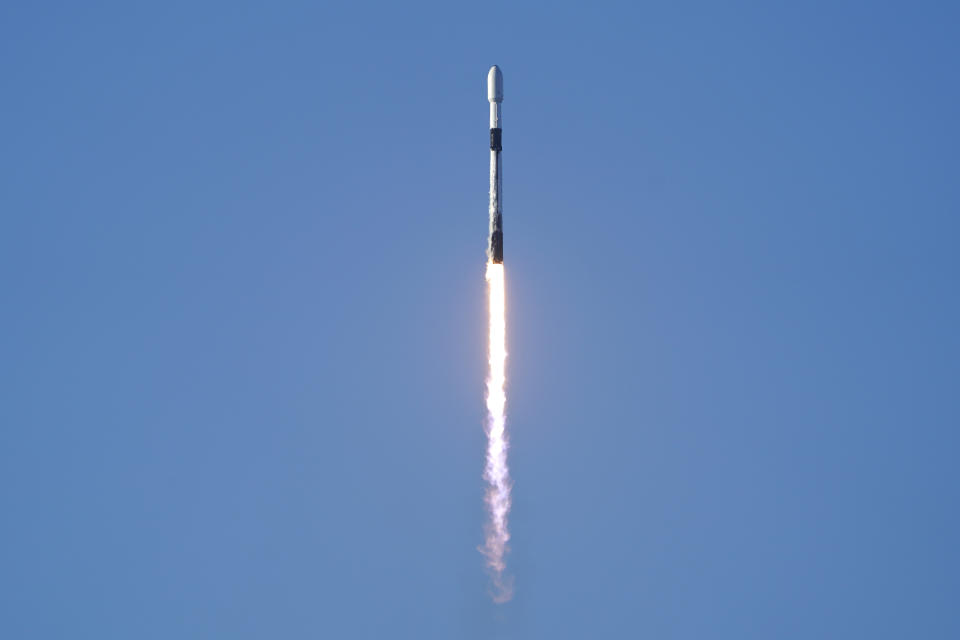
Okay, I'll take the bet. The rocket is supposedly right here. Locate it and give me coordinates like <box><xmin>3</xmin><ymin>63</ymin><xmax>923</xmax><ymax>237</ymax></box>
<box><xmin>488</xmin><ymin>65</ymin><xmax>504</xmax><ymax>264</ymax></box>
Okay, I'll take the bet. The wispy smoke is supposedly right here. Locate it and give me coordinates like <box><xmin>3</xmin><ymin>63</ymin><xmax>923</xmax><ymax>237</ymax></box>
<box><xmin>481</xmin><ymin>261</ymin><xmax>513</xmax><ymax>603</ymax></box>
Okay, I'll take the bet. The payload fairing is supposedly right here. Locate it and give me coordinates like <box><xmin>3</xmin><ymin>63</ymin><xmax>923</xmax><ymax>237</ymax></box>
<box><xmin>488</xmin><ymin>66</ymin><xmax>504</xmax><ymax>264</ymax></box>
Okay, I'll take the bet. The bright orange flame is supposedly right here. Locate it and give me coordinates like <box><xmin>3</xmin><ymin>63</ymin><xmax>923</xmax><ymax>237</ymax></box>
<box><xmin>482</xmin><ymin>261</ymin><xmax>513</xmax><ymax>602</ymax></box>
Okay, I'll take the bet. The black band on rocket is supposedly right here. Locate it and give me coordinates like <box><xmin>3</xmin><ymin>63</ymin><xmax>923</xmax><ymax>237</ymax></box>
<box><xmin>490</xmin><ymin>128</ymin><xmax>502</xmax><ymax>152</ymax></box>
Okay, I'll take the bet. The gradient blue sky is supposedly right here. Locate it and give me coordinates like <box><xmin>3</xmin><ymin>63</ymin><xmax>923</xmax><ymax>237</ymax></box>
<box><xmin>2</xmin><ymin>2</ymin><xmax>958</xmax><ymax>638</ymax></box>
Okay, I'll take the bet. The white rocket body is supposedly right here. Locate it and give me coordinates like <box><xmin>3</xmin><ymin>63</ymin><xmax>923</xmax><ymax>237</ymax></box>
<box><xmin>488</xmin><ymin>66</ymin><xmax>503</xmax><ymax>264</ymax></box>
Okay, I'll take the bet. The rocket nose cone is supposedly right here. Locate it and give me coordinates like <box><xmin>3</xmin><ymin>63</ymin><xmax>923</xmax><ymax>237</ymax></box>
<box><xmin>488</xmin><ymin>66</ymin><xmax>503</xmax><ymax>103</ymax></box>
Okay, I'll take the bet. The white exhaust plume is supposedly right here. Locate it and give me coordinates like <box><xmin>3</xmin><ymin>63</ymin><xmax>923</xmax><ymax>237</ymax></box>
<box><xmin>481</xmin><ymin>261</ymin><xmax>513</xmax><ymax>602</ymax></box>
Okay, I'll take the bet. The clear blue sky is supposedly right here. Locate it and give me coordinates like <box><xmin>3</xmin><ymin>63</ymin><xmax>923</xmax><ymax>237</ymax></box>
<box><xmin>2</xmin><ymin>2</ymin><xmax>958</xmax><ymax>638</ymax></box>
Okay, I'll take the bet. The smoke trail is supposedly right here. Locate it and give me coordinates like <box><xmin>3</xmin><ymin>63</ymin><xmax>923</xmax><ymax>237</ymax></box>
<box><xmin>481</xmin><ymin>261</ymin><xmax>513</xmax><ymax>602</ymax></box>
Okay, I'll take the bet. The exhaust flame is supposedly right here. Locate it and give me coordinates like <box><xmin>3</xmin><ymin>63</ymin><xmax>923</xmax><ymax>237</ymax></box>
<box><xmin>482</xmin><ymin>261</ymin><xmax>513</xmax><ymax>602</ymax></box>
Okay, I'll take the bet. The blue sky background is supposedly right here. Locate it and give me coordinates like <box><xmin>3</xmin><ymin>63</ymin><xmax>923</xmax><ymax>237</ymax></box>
<box><xmin>2</xmin><ymin>1</ymin><xmax>958</xmax><ymax>638</ymax></box>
